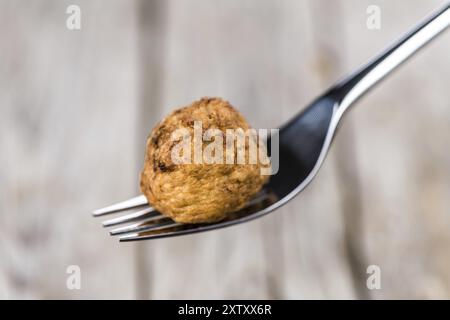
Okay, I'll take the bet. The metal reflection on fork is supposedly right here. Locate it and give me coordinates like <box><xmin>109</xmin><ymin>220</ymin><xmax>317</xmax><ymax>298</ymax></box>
<box><xmin>93</xmin><ymin>3</ymin><xmax>450</xmax><ymax>242</ymax></box>
<box><xmin>93</xmin><ymin>190</ymin><xmax>276</xmax><ymax>241</ymax></box>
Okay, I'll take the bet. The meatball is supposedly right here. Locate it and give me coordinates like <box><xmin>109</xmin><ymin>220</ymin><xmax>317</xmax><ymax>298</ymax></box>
<box><xmin>140</xmin><ymin>97</ymin><xmax>269</xmax><ymax>223</ymax></box>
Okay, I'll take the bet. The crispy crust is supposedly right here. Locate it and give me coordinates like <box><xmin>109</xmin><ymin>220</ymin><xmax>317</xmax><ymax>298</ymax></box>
<box><xmin>140</xmin><ymin>97</ymin><xmax>268</xmax><ymax>223</ymax></box>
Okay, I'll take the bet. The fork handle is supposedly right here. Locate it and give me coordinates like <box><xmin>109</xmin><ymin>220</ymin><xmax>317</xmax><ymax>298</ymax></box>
<box><xmin>335</xmin><ymin>2</ymin><xmax>450</xmax><ymax>112</ymax></box>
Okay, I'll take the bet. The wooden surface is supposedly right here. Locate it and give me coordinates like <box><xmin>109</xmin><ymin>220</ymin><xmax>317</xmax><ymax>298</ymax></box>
<box><xmin>1</xmin><ymin>0</ymin><xmax>449</xmax><ymax>299</ymax></box>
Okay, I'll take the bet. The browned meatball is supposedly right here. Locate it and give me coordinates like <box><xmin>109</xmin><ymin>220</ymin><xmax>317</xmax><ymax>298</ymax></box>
<box><xmin>140</xmin><ymin>97</ymin><xmax>269</xmax><ymax>223</ymax></box>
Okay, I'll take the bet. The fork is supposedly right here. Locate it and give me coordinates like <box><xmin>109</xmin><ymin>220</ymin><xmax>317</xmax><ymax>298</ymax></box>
<box><xmin>93</xmin><ymin>3</ymin><xmax>450</xmax><ymax>241</ymax></box>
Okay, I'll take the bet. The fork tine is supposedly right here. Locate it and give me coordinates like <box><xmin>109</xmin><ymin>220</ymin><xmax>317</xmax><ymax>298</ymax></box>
<box><xmin>118</xmin><ymin>225</ymin><xmax>195</xmax><ymax>242</ymax></box>
<box><xmin>109</xmin><ymin>215</ymin><xmax>169</xmax><ymax>235</ymax></box>
<box><xmin>115</xmin><ymin>190</ymin><xmax>270</xmax><ymax>240</ymax></box>
<box><xmin>92</xmin><ymin>195</ymin><xmax>148</xmax><ymax>216</ymax></box>
<box><xmin>102</xmin><ymin>207</ymin><xmax>158</xmax><ymax>227</ymax></box>
<box><xmin>116</xmin><ymin>221</ymin><xmax>183</xmax><ymax>240</ymax></box>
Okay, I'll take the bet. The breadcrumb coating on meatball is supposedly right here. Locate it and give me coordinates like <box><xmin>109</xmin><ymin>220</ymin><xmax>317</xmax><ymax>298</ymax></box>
<box><xmin>140</xmin><ymin>97</ymin><xmax>269</xmax><ymax>224</ymax></box>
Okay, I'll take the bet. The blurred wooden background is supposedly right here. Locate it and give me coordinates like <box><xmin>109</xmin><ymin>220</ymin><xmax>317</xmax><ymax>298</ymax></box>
<box><xmin>1</xmin><ymin>0</ymin><xmax>449</xmax><ymax>299</ymax></box>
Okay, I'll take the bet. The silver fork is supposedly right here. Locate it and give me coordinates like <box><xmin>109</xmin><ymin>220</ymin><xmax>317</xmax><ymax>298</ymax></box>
<box><xmin>93</xmin><ymin>3</ymin><xmax>450</xmax><ymax>242</ymax></box>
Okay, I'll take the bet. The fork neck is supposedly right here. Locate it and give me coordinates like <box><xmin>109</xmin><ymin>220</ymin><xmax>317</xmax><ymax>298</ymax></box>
<box><xmin>332</xmin><ymin>3</ymin><xmax>450</xmax><ymax>115</ymax></box>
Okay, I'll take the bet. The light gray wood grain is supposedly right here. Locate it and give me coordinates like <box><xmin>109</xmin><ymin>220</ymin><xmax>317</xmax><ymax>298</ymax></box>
<box><xmin>0</xmin><ymin>0</ymin><xmax>139</xmax><ymax>298</ymax></box>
